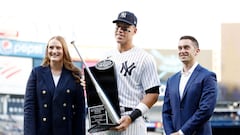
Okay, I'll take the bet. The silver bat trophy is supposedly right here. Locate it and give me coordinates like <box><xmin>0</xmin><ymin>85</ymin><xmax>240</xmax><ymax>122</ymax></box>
<box><xmin>71</xmin><ymin>41</ymin><xmax>120</xmax><ymax>124</ymax></box>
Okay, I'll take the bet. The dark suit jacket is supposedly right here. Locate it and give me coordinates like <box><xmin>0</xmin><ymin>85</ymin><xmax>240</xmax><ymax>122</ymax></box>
<box><xmin>162</xmin><ymin>64</ymin><xmax>218</xmax><ymax>135</ymax></box>
<box><xmin>24</xmin><ymin>66</ymin><xmax>86</xmax><ymax>135</ymax></box>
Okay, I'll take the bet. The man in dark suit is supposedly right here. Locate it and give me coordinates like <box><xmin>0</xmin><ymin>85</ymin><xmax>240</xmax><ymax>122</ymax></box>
<box><xmin>162</xmin><ymin>35</ymin><xmax>218</xmax><ymax>135</ymax></box>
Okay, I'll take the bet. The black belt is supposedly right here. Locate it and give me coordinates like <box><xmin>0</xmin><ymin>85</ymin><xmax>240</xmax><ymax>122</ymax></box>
<box><xmin>120</xmin><ymin>106</ymin><xmax>133</xmax><ymax>112</ymax></box>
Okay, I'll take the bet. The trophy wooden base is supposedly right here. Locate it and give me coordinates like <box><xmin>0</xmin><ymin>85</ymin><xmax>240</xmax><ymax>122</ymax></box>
<box><xmin>88</xmin><ymin>123</ymin><xmax>119</xmax><ymax>133</ymax></box>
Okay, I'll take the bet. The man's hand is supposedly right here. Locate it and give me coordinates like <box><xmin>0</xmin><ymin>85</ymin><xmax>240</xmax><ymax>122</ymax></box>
<box><xmin>170</xmin><ymin>132</ymin><xmax>180</xmax><ymax>135</ymax></box>
<box><xmin>111</xmin><ymin>115</ymin><xmax>132</xmax><ymax>131</ymax></box>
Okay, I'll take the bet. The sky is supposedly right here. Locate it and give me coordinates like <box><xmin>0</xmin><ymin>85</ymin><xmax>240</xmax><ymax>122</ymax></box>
<box><xmin>0</xmin><ymin>0</ymin><xmax>240</xmax><ymax>50</ymax></box>
<box><xmin>1</xmin><ymin>0</ymin><xmax>240</xmax><ymax>89</ymax></box>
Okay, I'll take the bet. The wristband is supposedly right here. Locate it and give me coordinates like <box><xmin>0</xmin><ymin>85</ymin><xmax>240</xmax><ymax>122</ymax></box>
<box><xmin>136</xmin><ymin>102</ymin><xmax>149</xmax><ymax>115</ymax></box>
<box><xmin>129</xmin><ymin>109</ymin><xmax>141</xmax><ymax>122</ymax></box>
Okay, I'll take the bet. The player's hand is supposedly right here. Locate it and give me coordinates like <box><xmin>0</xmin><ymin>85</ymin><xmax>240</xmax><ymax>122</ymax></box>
<box><xmin>80</xmin><ymin>75</ymin><xmax>86</xmax><ymax>90</ymax></box>
<box><xmin>111</xmin><ymin>115</ymin><xmax>132</xmax><ymax>131</ymax></box>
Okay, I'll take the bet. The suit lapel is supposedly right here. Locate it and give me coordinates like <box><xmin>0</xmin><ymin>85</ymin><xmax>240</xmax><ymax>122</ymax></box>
<box><xmin>176</xmin><ymin>72</ymin><xmax>182</xmax><ymax>102</ymax></box>
<box><xmin>41</xmin><ymin>66</ymin><xmax>55</xmax><ymax>95</ymax></box>
<box><xmin>41</xmin><ymin>67</ymin><xmax>55</xmax><ymax>99</ymax></box>
<box><xmin>52</xmin><ymin>68</ymin><xmax>71</xmax><ymax>101</ymax></box>
<box><xmin>181</xmin><ymin>65</ymin><xmax>201</xmax><ymax>100</ymax></box>
<box><xmin>173</xmin><ymin>72</ymin><xmax>182</xmax><ymax>128</ymax></box>
<box><xmin>56</xmin><ymin>68</ymin><xmax>68</xmax><ymax>89</ymax></box>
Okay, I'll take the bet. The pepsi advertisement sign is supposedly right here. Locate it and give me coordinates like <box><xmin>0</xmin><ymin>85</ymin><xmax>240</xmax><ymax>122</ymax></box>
<box><xmin>0</xmin><ymin>38</ymin><xmax>46</xmax><ymax>58</ymax></box>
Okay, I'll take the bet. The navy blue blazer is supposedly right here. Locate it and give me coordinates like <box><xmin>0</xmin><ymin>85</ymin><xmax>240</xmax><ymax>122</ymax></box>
<box><xmin>162</xmin><ymin>64</ymin><xmax>218</xmax><ymax>135</ymax></box>
<box><xmin>24</xmin><ymin>66</ymin><xmax>86</xmax><ymax>135</ymax></box>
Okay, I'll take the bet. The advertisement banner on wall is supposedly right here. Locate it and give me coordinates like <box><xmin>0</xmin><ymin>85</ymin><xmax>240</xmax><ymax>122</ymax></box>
<box><xmin>0</xmin><ymin>38</ymin><xmax>45</xmax><ymax>58</ymax></box>
<box><xmin>0</xmin><ymin>56</ymin><xmax>32</xmax><ymax>95</ymax></box>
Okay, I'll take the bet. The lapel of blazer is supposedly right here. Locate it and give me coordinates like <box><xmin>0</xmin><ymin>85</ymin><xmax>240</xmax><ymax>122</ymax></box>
<box><xmin>175</xmin><ymin>72</ymin><xmax>182</xmax><ymax>102</ymax></box>
<box><xmin>41</xmin><ymin>66</ymin><xmax>55</xmax><ymax>95</ymax></box>
<box><xmin>181</xmin><ymin>64</ymin><xmax>201</xmax><ymax>100</ymax></box>
<box><xmin>56</xmin><ymin>67</ymin><xmax>69</xmax><ymax>89</ymax></box>
<box><xmin>52</xmin><ymin>67</ymin><xmax>72</xmax><ymax>101</ymax></box>
<box><xmin>173</xmin><ymin>72</ymin><xmax>182</xmax><ymax>128</ymax></box>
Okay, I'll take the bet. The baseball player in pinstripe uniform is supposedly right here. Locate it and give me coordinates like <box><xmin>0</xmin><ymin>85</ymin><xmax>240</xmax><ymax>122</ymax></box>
<box><xmin>96</xmin><ymin>11</ymin><xmax>160</xmax><ymax>135</ymax></box>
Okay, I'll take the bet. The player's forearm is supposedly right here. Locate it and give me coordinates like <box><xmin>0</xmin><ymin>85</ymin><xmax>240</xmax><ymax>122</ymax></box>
<box><xmin>141</xmin><ymin>93</ymin><xmax>159</xmax><ymax>108</ymax></box>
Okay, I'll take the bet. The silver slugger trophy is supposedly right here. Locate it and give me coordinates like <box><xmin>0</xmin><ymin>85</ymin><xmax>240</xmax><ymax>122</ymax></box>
<box><xmin>71</xmin><ymin>41</ymin><xmax>120</xmax><ymax>133</ymax></box>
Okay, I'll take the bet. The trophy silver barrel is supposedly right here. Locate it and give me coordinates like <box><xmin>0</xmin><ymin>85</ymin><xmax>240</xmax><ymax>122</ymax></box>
<box><xmin>71</xmin><ymin>41</ymin><xmax>120</xmax><ymax>133</ymax></box>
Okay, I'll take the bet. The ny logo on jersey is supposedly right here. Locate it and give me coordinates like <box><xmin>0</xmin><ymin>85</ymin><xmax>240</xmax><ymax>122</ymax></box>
<box><xmin>120</xmin><ymin>61</ymin><xmax>136</xmax><ymax>76</ymax></box>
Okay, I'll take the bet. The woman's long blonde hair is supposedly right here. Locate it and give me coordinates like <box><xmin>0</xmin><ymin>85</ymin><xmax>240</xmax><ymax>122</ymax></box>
<box><xmin>41</xmin><ymin>35</ymin><xmax>81</xmax><ymax>83</ymax></box>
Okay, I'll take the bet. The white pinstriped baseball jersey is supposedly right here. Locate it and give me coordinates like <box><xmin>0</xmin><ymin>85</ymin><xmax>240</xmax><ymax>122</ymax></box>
<box><xmin>106</xmin><ymin>46</ymin><xmax>160</xmax><ymax>109</ymax></box>
<box><xmin>98</xmin><ymin>46</ymin><xmax>160</xmax><ymax>135</ymax></box>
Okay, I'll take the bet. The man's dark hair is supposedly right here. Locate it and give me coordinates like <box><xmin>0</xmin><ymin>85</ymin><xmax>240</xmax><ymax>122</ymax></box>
<box><xmin>179</xmin><ymin>35</ymin><xmax>199</xmax><ymax>48</ymax></box>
